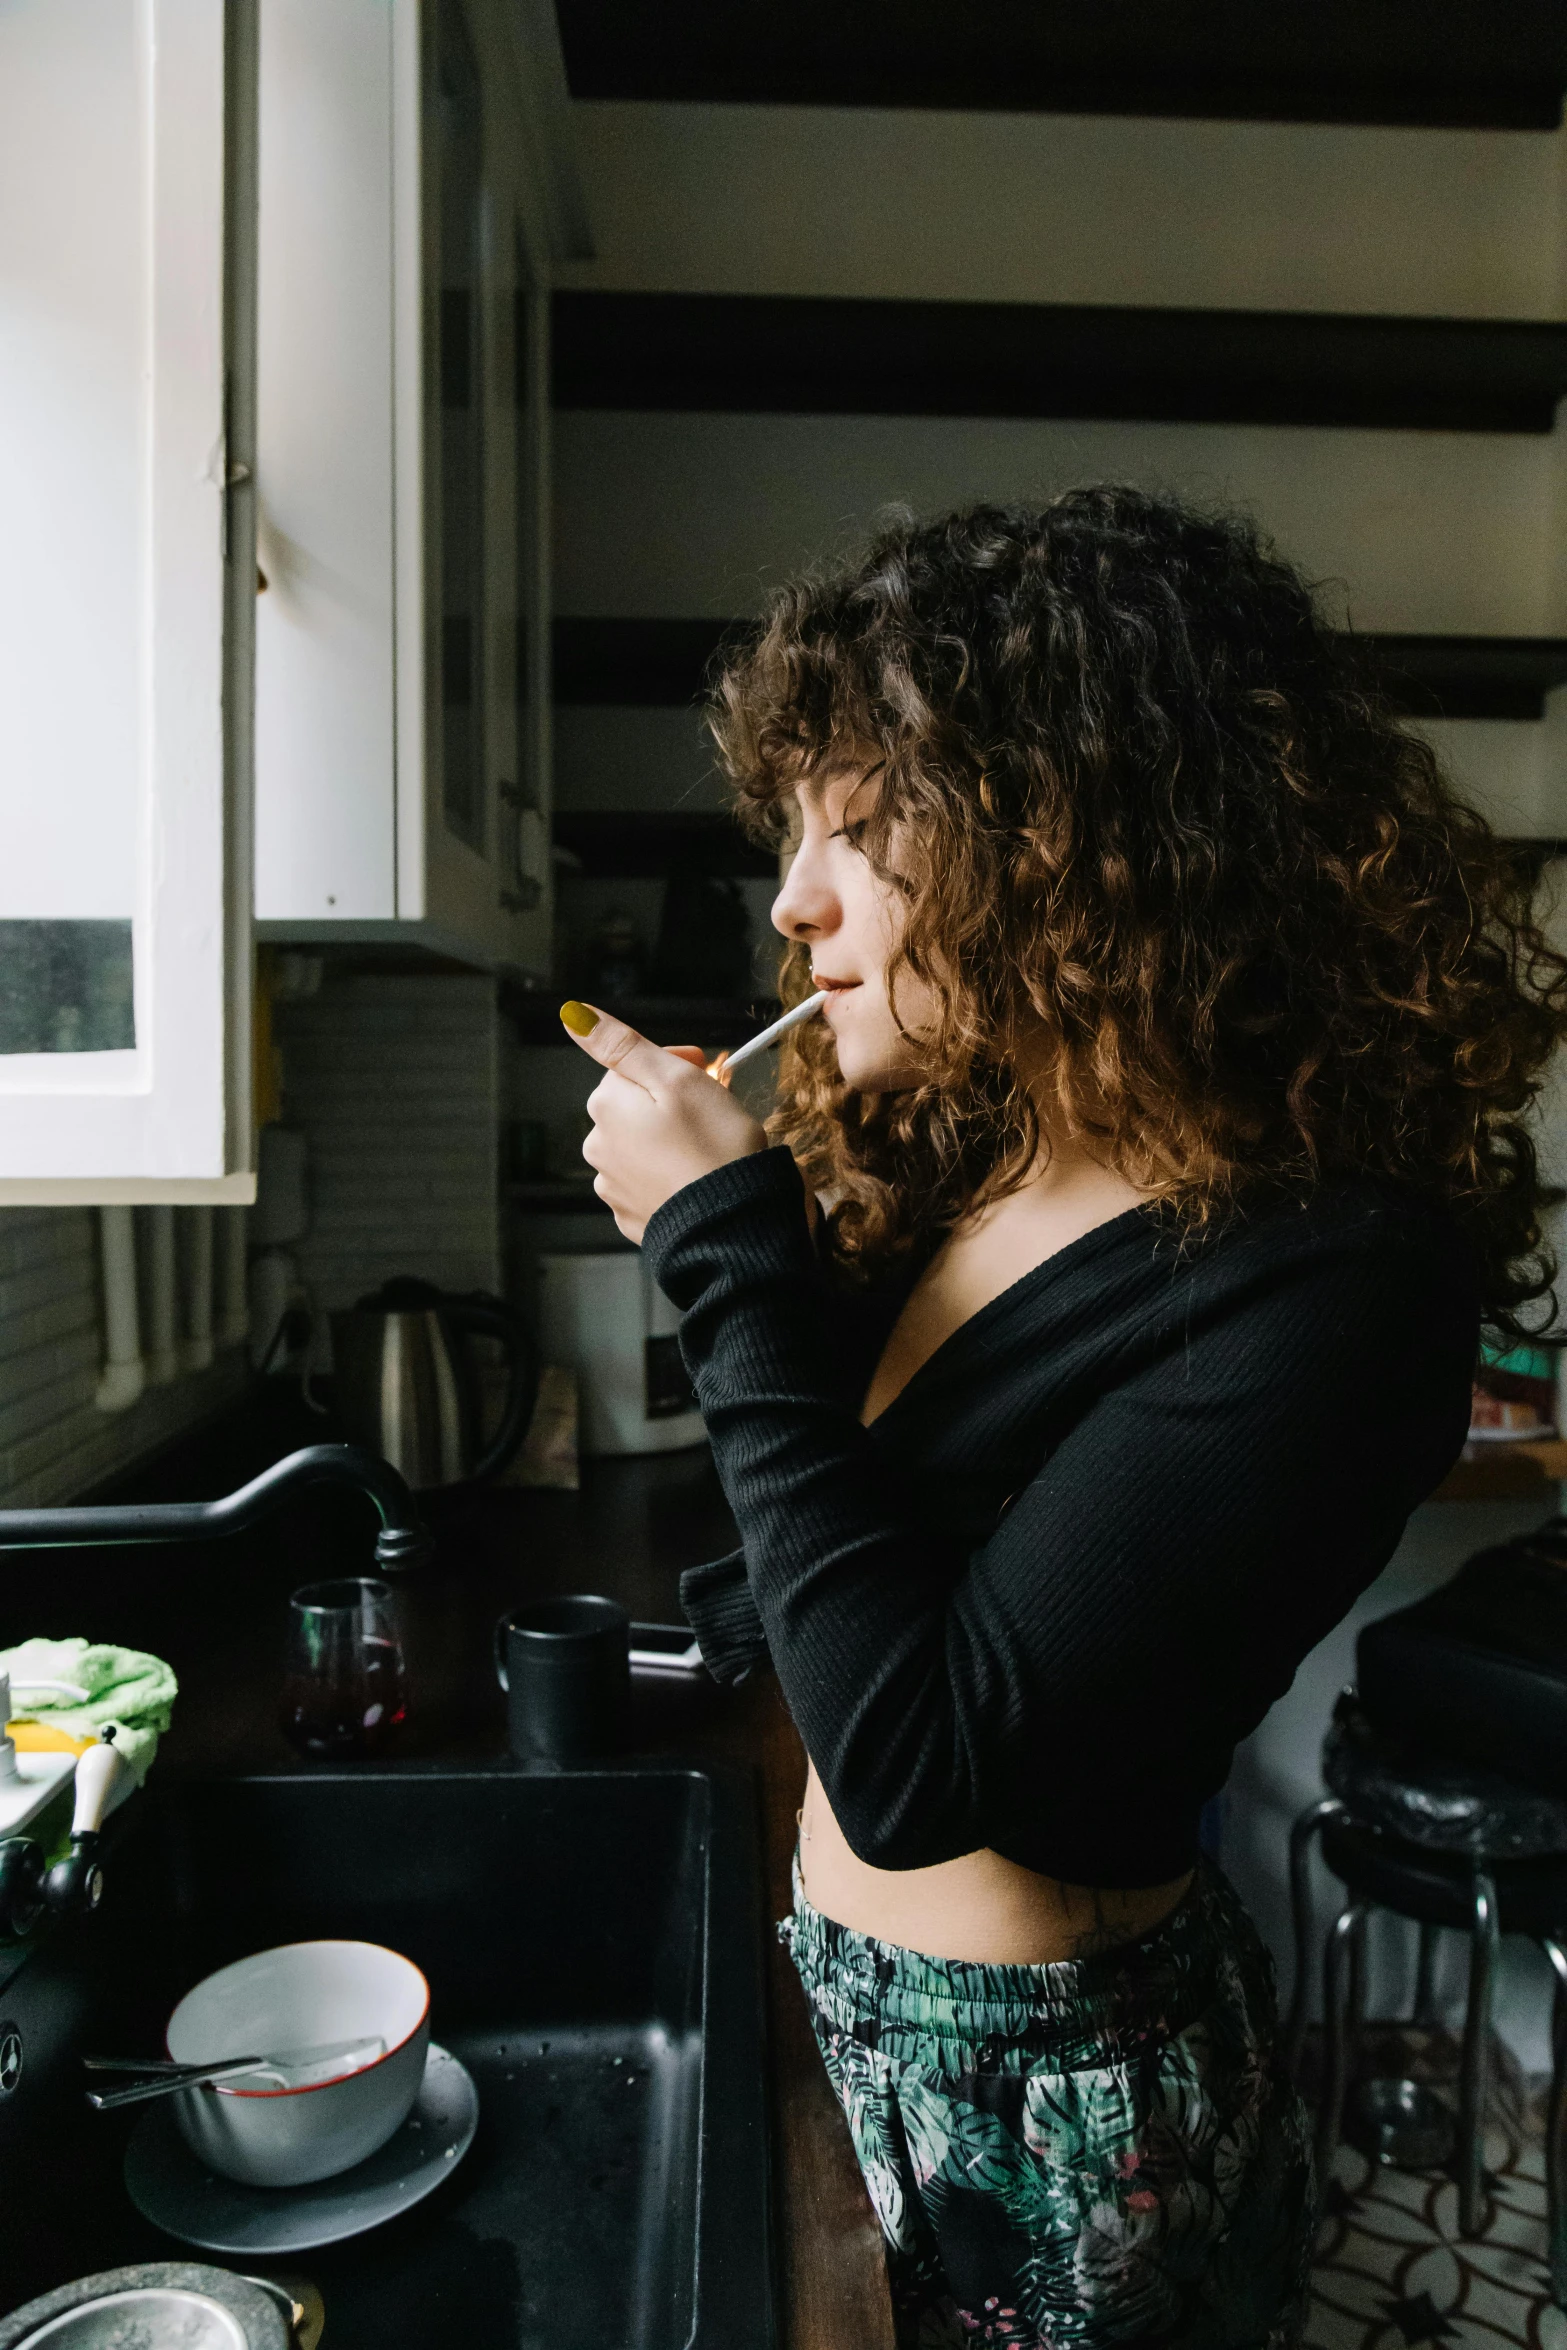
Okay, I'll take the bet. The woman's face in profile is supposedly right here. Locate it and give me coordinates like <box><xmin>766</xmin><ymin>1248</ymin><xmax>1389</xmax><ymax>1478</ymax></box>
<box><xmin>770</xmin><ymin>764</ymin><xmax>941</xmax><ymax>1092</ymax></box>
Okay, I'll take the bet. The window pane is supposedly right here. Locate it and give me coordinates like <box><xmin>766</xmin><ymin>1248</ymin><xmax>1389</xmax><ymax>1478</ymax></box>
<box><xmin>0</xmin><ymin>920</ymin><xmax>135</xmax><ymax>1053</ymax></box>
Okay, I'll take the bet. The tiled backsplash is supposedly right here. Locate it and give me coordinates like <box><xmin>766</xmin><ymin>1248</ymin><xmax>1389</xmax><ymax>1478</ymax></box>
<box><xmin>276</xmin><ymin>971</ymin><xmax>503</xmax><ymax>1319</ymax></box>
<box><xmin>0</xmin><ymin>970</ymin><xmax>505</xmax><ymax>1509</ymax></box>
<box><xmin>0</xmin><ymin>1209</ymin><xmax>248</xmax><ymax>1509</ymax></box>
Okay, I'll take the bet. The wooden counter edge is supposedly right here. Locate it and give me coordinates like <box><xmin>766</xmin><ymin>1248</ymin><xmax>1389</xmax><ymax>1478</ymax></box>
<box><xmin>746</xmin><ymin>1677</ymin><xmax>897</xmax><ymax>2350</ymax></box>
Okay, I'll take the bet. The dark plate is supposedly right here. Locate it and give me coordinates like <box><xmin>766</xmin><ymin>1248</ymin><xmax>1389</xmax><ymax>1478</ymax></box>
<box><xmin>124</xmin><ymin>2044</ymin><xmax>477</xmax><ymax>2256</ymax></box>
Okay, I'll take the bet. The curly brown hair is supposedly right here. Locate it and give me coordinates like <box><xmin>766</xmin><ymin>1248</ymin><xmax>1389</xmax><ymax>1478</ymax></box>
<box><xmin>707</xmin><ymin>487</ymin><xmax>1567</xmax><ymax>1338</ymax></box>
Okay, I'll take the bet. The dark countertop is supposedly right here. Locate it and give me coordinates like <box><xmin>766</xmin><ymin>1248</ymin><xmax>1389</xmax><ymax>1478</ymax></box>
<box><xmin>2</xmin><ymin>1390</ymin><xmax>895</xmax><ymax>2350</ymax></box>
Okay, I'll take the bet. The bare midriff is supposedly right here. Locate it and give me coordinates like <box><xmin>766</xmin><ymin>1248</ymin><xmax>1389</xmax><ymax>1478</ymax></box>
<box><xmin>797</xmin><ymin>1762</ymin><xmax>1192</xmax><ymax>1965</ymax></box>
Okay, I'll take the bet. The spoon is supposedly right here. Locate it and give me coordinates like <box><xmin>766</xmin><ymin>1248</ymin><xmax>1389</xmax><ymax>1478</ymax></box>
<box><xmin>84</xmin><ymin>2033</ymin><xmax>386</xmax><ymax>2110</ymax></box>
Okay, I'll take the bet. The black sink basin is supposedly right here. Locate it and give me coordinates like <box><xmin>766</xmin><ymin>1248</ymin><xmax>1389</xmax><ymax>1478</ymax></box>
<box><xmin>0</xmin><ymin>1762</ymin><xmax>774</xmax><ymax>2348</ymax></box>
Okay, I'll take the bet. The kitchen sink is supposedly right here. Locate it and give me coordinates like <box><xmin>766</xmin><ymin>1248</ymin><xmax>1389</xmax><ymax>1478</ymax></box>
<box><xmin>0</xmin><ymin>1762</ymin><xmax>774</xmax><ymax>2348</ymax></box>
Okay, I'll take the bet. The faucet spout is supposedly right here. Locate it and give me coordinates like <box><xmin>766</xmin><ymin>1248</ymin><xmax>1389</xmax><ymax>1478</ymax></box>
<box><xmin>0</xmin><ymin>1445</ymin><xmax>433</xmax><ymax>1574</ymax></box>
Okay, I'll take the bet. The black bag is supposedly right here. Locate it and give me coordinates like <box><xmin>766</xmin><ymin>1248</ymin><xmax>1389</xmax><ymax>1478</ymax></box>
<box><xmin>1356</xmin><ymin>1517</ymin><xmax>1567</xmax><ymax>1798</ymax></box>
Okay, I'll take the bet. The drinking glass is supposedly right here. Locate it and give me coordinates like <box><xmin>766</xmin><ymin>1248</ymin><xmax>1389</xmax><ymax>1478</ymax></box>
<box><xmin>281</xmin><ymin>1577</ymin><xmax>409</xmax><ymax>1759</ymax></box>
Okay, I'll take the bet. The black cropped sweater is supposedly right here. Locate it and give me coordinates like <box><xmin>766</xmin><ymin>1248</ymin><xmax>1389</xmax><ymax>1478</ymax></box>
<box><xmin>644</xmin><ymin>1148</ymin><xmax>1479</xmax><ymax>1888</ymax></box>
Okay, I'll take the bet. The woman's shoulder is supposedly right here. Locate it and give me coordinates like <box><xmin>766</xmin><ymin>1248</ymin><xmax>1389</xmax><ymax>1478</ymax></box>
<box><xmin>1165</xmin><ymin>1173</ymin><xmax>1481</xmax><ymax>1336</ymax></box>
<box><xmin>1224</xmin><ymin>1171</ymin><xmax>1470</xmax><ymax>1258</ymax></box>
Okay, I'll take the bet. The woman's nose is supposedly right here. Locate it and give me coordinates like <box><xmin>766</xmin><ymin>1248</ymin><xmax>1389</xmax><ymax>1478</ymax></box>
<box><xmin>771</xmin><ymin>842</ymin><xmax>839</xmax><ymax>942</ymax></box>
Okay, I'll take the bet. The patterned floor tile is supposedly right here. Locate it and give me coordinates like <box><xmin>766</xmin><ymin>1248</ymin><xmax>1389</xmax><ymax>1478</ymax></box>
<box><xmin>1306</xmin><ymin>2070</ymin><xmax>1557</xmax><ymax>2350</ymax></box>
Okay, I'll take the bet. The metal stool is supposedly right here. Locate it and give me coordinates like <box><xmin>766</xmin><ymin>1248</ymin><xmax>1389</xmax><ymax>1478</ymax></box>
<box><xmin>1285</xmin><ymin>1699</ymin><xmax>1567</xmax><ymax>2298</ymax></box>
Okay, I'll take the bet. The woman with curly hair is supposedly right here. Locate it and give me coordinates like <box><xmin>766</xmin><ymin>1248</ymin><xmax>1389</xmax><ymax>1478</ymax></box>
<box><xmin>561</xmin><ymin>487</ymin><xmax>1567</xmax><ymax>2349</ymax></box>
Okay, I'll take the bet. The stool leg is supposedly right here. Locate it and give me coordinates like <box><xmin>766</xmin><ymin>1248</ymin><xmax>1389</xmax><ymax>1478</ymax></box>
<box><xmin>1413</xmin><ymin>1920</ymin><xmax>1440</xmax><ymax>2027</ymax></box>
<box><xmin>1317</xmin><ymin>1898</ymin><xmax>1370</xmax><ymax>2190</ymax></box>
<box><xmin>1455</xmin><ymin>1867</ymin><xmax>1499</xmax><ymax>2237</ymax></box>
<box><xmin>1541</xmin><ymin>1941</ymin><xmax>1567</xmax><ymax>2308</ymax></box>
<box><xmin>1284</xmin><ymin>1799</ymin><xmax>1346</xmax><ymax>2081</ymax></box>
<box><xmin>1347</xmin><ymin>1900</ymin><xmax>1368</xmax><ymax>2084</ymax></box>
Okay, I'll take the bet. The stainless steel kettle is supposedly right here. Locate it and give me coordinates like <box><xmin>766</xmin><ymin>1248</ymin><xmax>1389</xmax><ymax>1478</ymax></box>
<box><xmin>330</xmin><ymin>1278</ymin><xmax>539</xmax><ymax>1492</ymax></box>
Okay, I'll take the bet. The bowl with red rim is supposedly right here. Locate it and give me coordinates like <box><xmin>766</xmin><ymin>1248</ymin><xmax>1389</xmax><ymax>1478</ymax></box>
<box><xmin>166</xmin><ymin>1939</ymin><xmax>430</xmax><ymax>2188</ymax></box>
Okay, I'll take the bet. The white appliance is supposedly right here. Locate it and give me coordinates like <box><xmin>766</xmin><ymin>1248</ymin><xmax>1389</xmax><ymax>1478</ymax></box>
<box><xmin>537</xmin><ymin>1252</ymin><xmax>705</xmax><ymax>1457</ymax></box>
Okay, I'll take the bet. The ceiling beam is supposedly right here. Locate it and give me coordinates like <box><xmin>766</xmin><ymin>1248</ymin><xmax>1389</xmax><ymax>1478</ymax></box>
<box><xmin>553</xmin><ymin>0</ymin><xmax>1567</xmax><ymax>131</ymax></box>
<box><xmin>554</xmin><ymin>293</ymin><xmax>1567</xmax><ymax>435</ymax></box>
<box><xmin>554</xmin><ymin>617</ymin><xmax>1567</xmax><ymax>725</ymax></box>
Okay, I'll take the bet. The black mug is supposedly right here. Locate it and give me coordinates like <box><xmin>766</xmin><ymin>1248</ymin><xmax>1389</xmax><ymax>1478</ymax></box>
<box><xmin>494</xmin><ymin>1594</ymin><xmax>630</xmax><ymax>1764</ymax></box>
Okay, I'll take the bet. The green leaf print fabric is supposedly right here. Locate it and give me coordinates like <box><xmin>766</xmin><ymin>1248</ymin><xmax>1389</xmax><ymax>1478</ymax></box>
<box><xmin>782</xmin><ymin>1859</ymin><xmax>1314</xmax><ymax>2350</ymax></box>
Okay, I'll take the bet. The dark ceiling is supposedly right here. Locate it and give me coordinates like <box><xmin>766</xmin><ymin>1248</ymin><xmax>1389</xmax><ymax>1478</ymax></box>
<box><xmin>553</xmin><ymin>1</ymin><xmax>1567</xmax><ymax>131</ymax></box>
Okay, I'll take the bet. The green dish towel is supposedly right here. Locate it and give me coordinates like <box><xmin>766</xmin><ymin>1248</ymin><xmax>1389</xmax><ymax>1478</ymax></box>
<box><xmin>0</xmin><ymin>1636</ymin><xmax>177</xmax><ymax>1784</ymax></box>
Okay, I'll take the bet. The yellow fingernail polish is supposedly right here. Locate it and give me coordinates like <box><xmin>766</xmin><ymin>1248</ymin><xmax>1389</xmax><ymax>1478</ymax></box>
<box><xmin>559</xmin><ymin>999</ymin><xmax>597</xmax><ymax>1037</ymax></box>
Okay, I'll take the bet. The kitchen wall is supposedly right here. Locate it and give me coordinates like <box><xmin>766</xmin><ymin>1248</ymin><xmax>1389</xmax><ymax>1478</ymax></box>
<box><xmin>551</xmin><ymin>402</ymin><xmax>1567</xmax><ymax>832</ymax></box>
<box><xmin>0</xmin><ymin>1211</ymin><xmax>249</xmax><ymax>1512</ymax></box>
<box><xmin>557</xmin><ymin>105</ymin><xmax>1567</xmax><ymax>318</ymax></box>
<box><xmin>544</xmin><ymin>96</ymin><xmax>1567</xmax><ymax>1254</ymax></box>
<box><xmin>551</xmin><ymin>107</ymin><xmax>1567</xmax><ymax>834</ymax></box>
<box><xmin>540</xmin><ymin>106</ymin><xmax>1567</xmax><ymax>1205</ymax></box>
<box><xmin>274</xmin><ymin>970</ymin><xmax>504</xmax><ymax>1318</ymax></box>
<box><xmin>0</xmin><ymin>967</ymin><xmax>506</xmax><ymax>1512</ymax></box>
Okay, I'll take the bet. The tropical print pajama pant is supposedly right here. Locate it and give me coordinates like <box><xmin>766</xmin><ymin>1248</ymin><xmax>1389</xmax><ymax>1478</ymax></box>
<box><xmin>781</xmin><ymin>1855</ymin><xmax>1315</xmax><ymax>2350</ymax></box>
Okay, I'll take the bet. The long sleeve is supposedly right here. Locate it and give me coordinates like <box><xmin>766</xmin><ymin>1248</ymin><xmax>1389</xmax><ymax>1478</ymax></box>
<box><xmin>677</xmin><ymin>1547</ymin><xmax>766</xmax><ymax>1683</ymax></box>
<box><xmin>646</xmin><ymin>1148</ymin><xmax>1476</xmax><ymax>1886</ymax></box>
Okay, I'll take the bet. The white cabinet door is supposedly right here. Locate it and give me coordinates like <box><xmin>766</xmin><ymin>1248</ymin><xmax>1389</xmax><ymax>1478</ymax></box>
<box><xmin>253</xmin><ymin>0</ymin><xmax>561</xmax><ymax>979</ymax></box>
<box><xmin>253</xmin><ymin>0</ymin><xmax>399</xmax><ymax>923</ymax></box>
<box><xmin>0</xmin><ymin>0</ymin><xmax>255</xmax><ymax>1203</ymax></box>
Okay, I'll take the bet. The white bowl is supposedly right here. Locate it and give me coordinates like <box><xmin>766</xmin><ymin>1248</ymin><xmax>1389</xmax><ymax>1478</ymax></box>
<box><xmin>167</xmin><ymin>1940</ymin><xmax>430</xmax><ymax>2188</ymax></box>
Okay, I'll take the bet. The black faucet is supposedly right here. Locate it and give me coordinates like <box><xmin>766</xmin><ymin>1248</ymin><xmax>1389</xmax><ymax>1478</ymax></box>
<box><xmin>0</xmin><ymin>1446</ymin><xmax>432</xmax><ymax>1940</ymax></box>
<box><xmin>0</xmin><ymin>1443</ymin><xmax>433</xmax><ymax>1574</ymax></box>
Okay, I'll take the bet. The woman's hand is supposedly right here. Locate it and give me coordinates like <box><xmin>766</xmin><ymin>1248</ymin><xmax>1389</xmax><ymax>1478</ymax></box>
<box><xmin>561</xmin><ymin>1001</ymin><xmax>768</xmax><ymax>1244</ymax></box>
